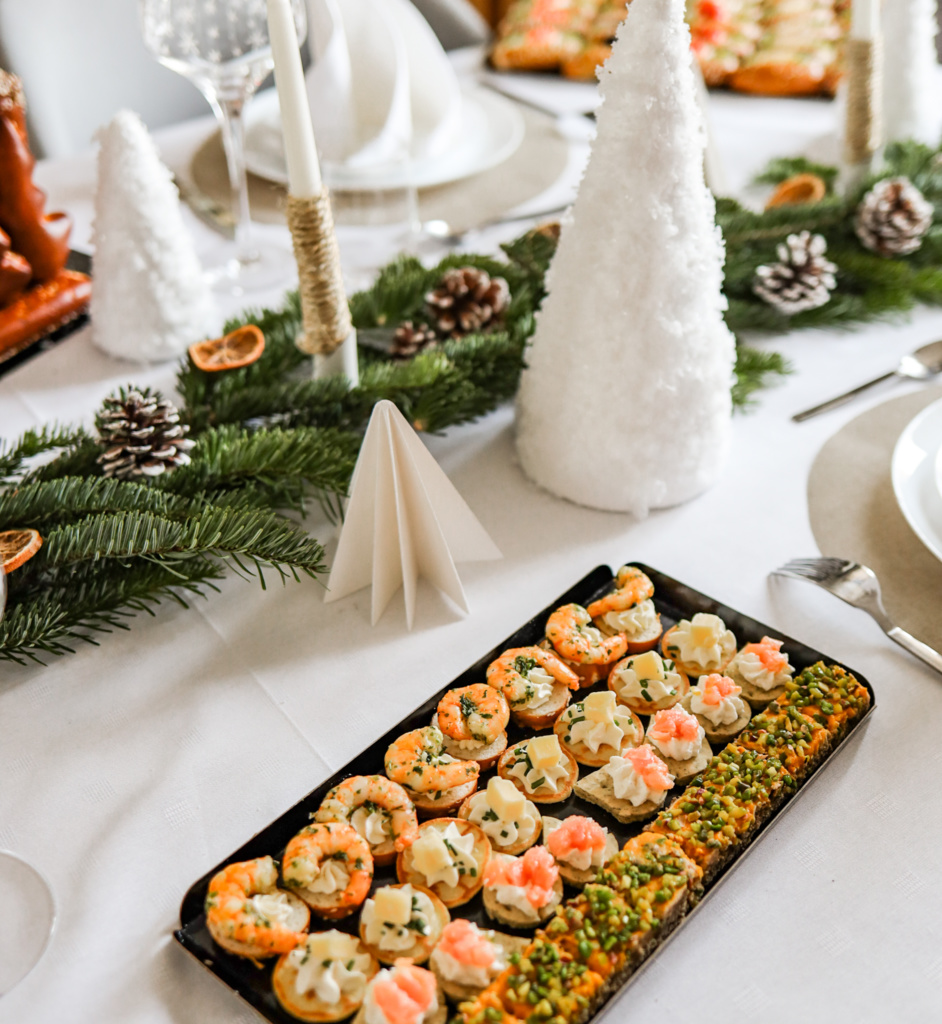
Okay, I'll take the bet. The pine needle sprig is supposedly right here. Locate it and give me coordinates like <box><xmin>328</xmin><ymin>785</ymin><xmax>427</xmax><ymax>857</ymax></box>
<box><xmin>732</xmin><ymin>345</ymin><xmax>793</xmax><ymax>408</ymax></box>
<box><xmin>0</xmin><ymin>425</ymin><xmax>92</xmax><ymax>481</ymax></box>
<box><xmin>0</xmin><ymin>559</ymin><xmax>226</xmax><ymax>664</ymax></box>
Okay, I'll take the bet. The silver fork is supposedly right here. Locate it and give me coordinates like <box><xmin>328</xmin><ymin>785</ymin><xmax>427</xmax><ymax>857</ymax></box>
<box><xmin>771</xmin><ymin>557</ymin><xmax>942</xmax><ymax>675</ymax></box>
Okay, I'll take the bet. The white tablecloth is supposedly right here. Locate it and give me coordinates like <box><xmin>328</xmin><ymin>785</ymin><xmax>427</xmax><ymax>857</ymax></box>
<box><xmin>3</xmin><ymin>83</ymin><xmax>942</xmax><ymax>1024</ymax></box>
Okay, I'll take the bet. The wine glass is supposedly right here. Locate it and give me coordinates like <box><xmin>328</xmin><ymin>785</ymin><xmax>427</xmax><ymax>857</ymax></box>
<box><xmin>0</xmin><ymin>566</ymin><xmax>57</xmax><ymax>995</ymax></box>
<box><xmin>139</xmin><ymin>0</ymin><xmax>308</xmax><ymax>292</ymax></box>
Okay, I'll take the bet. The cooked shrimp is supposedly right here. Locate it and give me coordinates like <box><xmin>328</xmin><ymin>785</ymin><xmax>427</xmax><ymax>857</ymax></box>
<box><xmin>545</xmin><ymin>604</ymin><xmax>628</xmax><ymax>664</ymax></box>
<box><xmin>205</xmin><ymin>856</ymin><xmax>306</xmax><ymax>955</ymax></box>
<box><xmin>437</xmin><ymin>684</ymin><xmax>509</xmax><ymax>745</ymax></box>
<box><xmin>384</xmin><ymin>726</ymin><xmax>480</xmax><ymax>794</ymax></box>
<box><xmin>486</xmin><ymin>646</ymin><xmax>579</xmax><ymax>706</ymax></box>
<box><xmin>587</xmin><ymin>566</ymin><xmax>655</xmax><ymax>618</ymax></box>
<box><xmin>283</xmin><ymin>822</ymin><xmax>373</xmax><ymax>908</ymax></box>
<box><xmin>315</xmin><ymin>775</ymin><xmax>419</xmax><ymax>853</ymax></box>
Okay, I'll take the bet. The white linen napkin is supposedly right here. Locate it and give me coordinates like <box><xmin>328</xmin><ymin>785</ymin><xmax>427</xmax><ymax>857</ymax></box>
<box><xmin>305</xmin><ymin>0</ymin><xmax>463</xmax><ymax>172</ymax></box>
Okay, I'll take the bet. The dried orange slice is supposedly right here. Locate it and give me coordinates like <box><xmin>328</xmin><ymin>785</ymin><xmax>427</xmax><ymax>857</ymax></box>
<box><xmin>765</xmin><ymin>173</ymin><xmax>828</xmax><ymax>210</ymax></box>
<box><xmin>189</xmin><ymin>325</ymin><xmax>265</xmax><ymax>371</ymax></box>
<box><xmin>0</xmin><ymin>528</ymin><xmax>42</xmax><ymax>573</ymax></box>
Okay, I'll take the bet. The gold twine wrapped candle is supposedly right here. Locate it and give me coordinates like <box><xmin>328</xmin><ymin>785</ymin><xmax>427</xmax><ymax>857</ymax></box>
<box><xmin>843</xmin><ymin>36</ymin><xmax>883</xmax><ymax>170</ymax></box>
<box><xmin>285</xmin><ymin>190</ymin><xmax>351</xmax><ymax>356</ymax></box>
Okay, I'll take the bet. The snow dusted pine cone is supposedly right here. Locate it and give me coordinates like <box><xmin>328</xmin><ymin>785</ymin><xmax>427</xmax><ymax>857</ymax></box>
<box><xmin>855</xmin><ymin>177</ymin><xmax>934</xmax><ymax>257</ymax></box>
<box><xmin>391</xmin><ymin>321</ymin><xmax>437</xmax><ymax>360</ymax></box>
<box><xmin>425</xmin><ymin>266</ymin><xmax>510</xmax><ymax>338</ymax></box>
<box><xmin>96</xmin><ymin>387</ymin><xmax>195</xmax><ymax>479</ymax></box>
<box><xmin>753</xmin><ymin>231</ymin><xmax>838</xmax><ymax>315</ymax></box>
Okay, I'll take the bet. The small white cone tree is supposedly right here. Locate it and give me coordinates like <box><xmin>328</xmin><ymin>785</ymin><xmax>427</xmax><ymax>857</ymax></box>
<box><xmin>91</xmin><ymin>110</ymin><xmax>215</xmax><ymax>363</ymax></box>
<box><xmin>883</xmin><ymin>0</ymin><xmax>940</xmax><ymax>145</ymax></box>
<box><xmin>515</xmin><ymin>0</ymin><xmax>735</xmax><ymax>517</ymax></box>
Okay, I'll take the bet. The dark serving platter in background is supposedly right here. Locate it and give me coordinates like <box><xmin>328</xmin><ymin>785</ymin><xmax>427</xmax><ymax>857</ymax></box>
<box><xmin>0</xmin><ymin>250</ymin><xmax>91</xmax><ymax>380</ymax></box>
<box><xmin>175</xmin><ymin>562</ymin><xmax>876</xmax><ymax>1023</ymax></box>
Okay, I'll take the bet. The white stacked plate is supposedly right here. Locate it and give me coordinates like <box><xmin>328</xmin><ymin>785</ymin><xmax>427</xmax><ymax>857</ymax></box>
<box><xmin>891</xmin><ymin>396</ymin><xmax>942</xmax><ymax>562</ymax></box>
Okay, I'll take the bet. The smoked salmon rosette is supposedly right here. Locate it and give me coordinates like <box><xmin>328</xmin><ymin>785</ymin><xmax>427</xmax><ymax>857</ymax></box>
<box><xmin>725</xmin><ymin>636</ymin><xmax>794</xmax><ymax>709</ymax></box>
<box><xmin>481</xmin><ymin>846</ymin><xmax>563</xmax><ymax>928</ymax></box>
<box><xmin>644</xmin><ymin>706</ymin><xmax>712</xmax><ymax>783</ymax></box>
<box><xmin>680</xmin><ymin>673</ymin><xmax>752</xmax><ymax>743</ymax></box>
<box><xmin>541</xmin><ymin>815</ymin><xmax>619</xmax><ymax>886</ymax></box>
<box><xmin>429</xmin><ymin>919</ymin><xmax>528</xmax><ymax>1004</ymax></box>
<box><xmin>352</xmin><ymin>961</ymin><xmax>446</xmax><ymax>1024</ymax></box>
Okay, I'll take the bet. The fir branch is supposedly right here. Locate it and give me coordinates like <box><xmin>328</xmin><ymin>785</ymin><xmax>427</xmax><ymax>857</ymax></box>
<box><xmin>0</xmin><ymin>476</ymin><xmax>190</xmax><ymax>530</ymax></box>
<box><xmin>0</xmin><ymin>425</ymin><xmax>91</xmax><ymax>481</ymax></box>
<box><xmin>732</xmin><ymin>345</ymin><xmax>792</xmax><ymax>409</ymax></box>
<box><xmin>0</xmin><ymin>559</ymin><xmax>226</xmax><ymax>664</ymax></box>
<box><xmin>26</xmin><ymin>506</ymin><xmax>326</xmax><ymax>583</ymax></box>
<box><xmin>753</xmin><ymin>156</ymin><xmax>840</xmax><ymax>192</ymax></box>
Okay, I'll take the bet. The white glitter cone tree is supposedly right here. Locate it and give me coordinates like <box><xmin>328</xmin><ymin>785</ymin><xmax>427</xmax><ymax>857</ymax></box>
<box><xmin>883</xmin><ymin>0</ymin><xmax>940</xmax><ymax>144</ymax></box>
<box><xmin>515</xmin><ymin>0</ymin><xmax>735</xmax><ymax>517</ymax></box>
<box><xmin>91</xmin><ymin>110</ymin><xmax>214</xmax><ymax>363</ymax></box>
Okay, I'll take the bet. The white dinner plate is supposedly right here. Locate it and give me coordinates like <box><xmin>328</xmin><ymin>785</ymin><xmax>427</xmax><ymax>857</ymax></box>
<box><xmin>891</xmin><ymin>395</ymin><xmax>942</xmax><ymax>563</ymax></box>
<box><xmin>244</xmin><ymin>85</ymin><xmax>525</xmax><ymax>192</ymax></box>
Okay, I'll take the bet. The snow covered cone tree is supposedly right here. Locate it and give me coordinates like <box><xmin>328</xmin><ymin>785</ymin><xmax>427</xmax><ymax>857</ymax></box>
<box><xmin>91</xmin><ymin>110</ymin><xmax>214</xmax><ymax>362</ymax></box>
<box><xmin>515</xmin><ymin>0</ymin><xmax>735</xmax><ymax>517</ymax></box>
<box><xmin>883</xmin><ymin>0</ymin><xmax>940</xmax><ymax>145</ymax></box>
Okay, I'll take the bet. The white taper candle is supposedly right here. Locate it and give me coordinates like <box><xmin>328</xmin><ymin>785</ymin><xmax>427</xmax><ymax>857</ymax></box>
<box><xmin>851</xmin><ymin>0</ymin><xmax>880</xmax><ymax>39</ymax></box>
<box><xmin>266</xmin><ymin>0</ymin><xmax>322</xmax><ymax>197</ymax></box>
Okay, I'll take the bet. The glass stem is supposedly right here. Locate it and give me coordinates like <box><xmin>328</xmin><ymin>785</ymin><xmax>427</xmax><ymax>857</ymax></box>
<box><xmin>210</xmin><ymin>90</ymin><xmax>257</xmax><ymax>266</ymax></box>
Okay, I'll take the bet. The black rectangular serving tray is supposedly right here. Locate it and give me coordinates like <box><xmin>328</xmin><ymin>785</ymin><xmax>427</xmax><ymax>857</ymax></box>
<box><xmin>175</xmin><ymin>563</ymin><xmax>876</xmax><ymax>1023</ymax></box>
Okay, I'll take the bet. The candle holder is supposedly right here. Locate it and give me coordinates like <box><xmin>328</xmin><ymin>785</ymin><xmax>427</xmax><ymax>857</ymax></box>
<box><xmin>842</xmin><ymin>35</ymin><xmax>883</xmax><ymax>188</ymax></box>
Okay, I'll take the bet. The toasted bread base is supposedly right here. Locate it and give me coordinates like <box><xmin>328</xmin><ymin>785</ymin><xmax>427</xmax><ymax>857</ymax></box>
<box><xmin>272</xmin><ymin>947</ymin><xmax>378</xmax><ymax>1022</ymax></box>
<box><xmin>553</xmin><ymin>708</ymin><xmax>644</xmax><ymax>767</ymax></box>
<box><xmin>431</xmin><ymin>931</ymin><xmax>530</xmax><ymax>1004</ymax></box>
<box><xmin>456</xmin><ymin>794</ymin><xmax>542</xmax><ymax>856</ymax></box>
<box><xmin>293</xmin><ymin>881</ymin><xmax>369</xmax><ymax>920</ymax></box>
<box><xmin>432</xmin><ymin>716</ymin><xmax>508</xmax><ymax>771</ymax></box>
<box><xmin>405</xmin><ymin>778</ymin><xmax>479</xmax><ymax>818</ymax></box>
<box><xmin>573</xmin><ymin>768</ymin><xmax>667</xmax><ymax>824</ymax></box>
<box><xmin>207</xmin><ymin>888</ymin><xmax>310</xmax><ymax>959</ymax></box>
<box><xmin>396</xmin><ymin>819</ymin><xmax>489</xmax><ymax>908</ymax></box>
<box><xmin>680</xmin><ymin>693</ymin><xmax>752</xmax><ymax>744</ymax></box>
<box><xmin>644</xmin><ymin>736</ymin><xmax>712</xmax><ymax>784</ymax></box>
<box><xmin>541</xmin><ymin>820</ymin><xmax>619</xmax><ymax>886</ymax></box>
<box><xmin>661</xmin><ymin>626</ymin><xmax>735</xmax><ymax>679</ymax></box>
<box><xmin>496</xmin><ymin>744</ymin><xmax>579</xmax><ymax>804</ymax></box>
<box><xmin>482</xmin><ymin>874</ymin><xmax>564</xmax><ymax>929</ymax></box>
<box><xmin>358</xmin><ymin>884</ymin><xmax>450</xmax><ymax>965</ymax></box>
<box><xmin>509</xmin><ymin>683</ymin><xmax>572</xmax><ymax>730</ymax></box>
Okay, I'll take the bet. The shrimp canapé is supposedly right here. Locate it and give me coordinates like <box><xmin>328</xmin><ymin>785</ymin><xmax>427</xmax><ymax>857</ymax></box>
<box><xmin>205</xmin><ymin>856</ymin><xmax>310</xmax><ymax>958</ymax></box>
<box><xmin>315</xmin><ymin>775</ymin><xmax>418</xmax><ymax>865</ymax></box>
<box><xmin>384</xmin><ymin>726</ymin><xmax>480</xmax><ymax>813</ymax></box>
<box><xmin>587</xmin><ymin>566</ymin><xmax>655</xmax><ymax>618</ymax></box>
<box><xmin>545</xmin><ymin>604</ymin><xmax>628</xmax><ymax>685</ymax></box>
<box><xmin>486</xmin><ymin>646</ymin><xmax>578</xmax><ymax>728</ymax></box>
<box><xmin>282</xmin><ymin>821</ymin><xmax>373</xmax><ymax>918</ymax></box>
<box><xmin>435</xmin><ymin>684</ymin><xmax>509</xmax><ymax>766</ymax></box>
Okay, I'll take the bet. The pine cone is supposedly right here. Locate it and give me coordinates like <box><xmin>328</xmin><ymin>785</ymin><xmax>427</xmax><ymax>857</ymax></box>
<box><xmin>855</xmin><ymin>177</ymin><xmax>933</xmax><ymax>257</ymax></box>
<box><xmin>753</xmin><ymin>231</ymin><xmax>837</xmax><ymax>315</ymax></box>
<box><xmin>391</xmin><ymin>321</ymin><xmax>437</xmax><ymax>360</ymax></box>
<box><xmin>425</xmin><ymin>267</ymin><xmax>510</xmax><ymax>338</ymax></box>
<box><xmin>96</xmin><ymin>387</ymin><xmax>194</xmax><ymax>480</ymax></box>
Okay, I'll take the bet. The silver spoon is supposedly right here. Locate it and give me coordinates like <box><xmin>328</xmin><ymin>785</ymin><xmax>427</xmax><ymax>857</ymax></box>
<box><xmin>792</xmin><ymin>339</ymin><xmax>942</xmax><ymax>422</ymax></box>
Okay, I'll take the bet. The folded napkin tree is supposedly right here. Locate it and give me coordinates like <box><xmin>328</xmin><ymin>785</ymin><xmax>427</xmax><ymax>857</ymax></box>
<box><xmin>325</xmin><ymin>400</ymin><xmax>500</xmax><ymax>627</ymax></box>
<box><xmin>515</xmin><ymin>0</ymin><xmax>736</xmax><ymax>516</ymax></box>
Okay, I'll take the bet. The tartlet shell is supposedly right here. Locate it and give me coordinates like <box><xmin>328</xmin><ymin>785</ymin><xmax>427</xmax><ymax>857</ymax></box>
<box><xmin>405</xmin><ymin>778</ymin><xmax>479</xmax><ymax>818</ymax></box>
<box><xmin>272</xmin><ymin>944</ymin><xmax>378</xmax><ymax>1022</ymax></box>
<box><xmin>496</xmin><ymin>743</ymin><xmax>579</xmax><ymax>804</ymax></box>
<box><xmin>725</xmin><ymin>659</ymin><xmax>790</xmax><ymax>710</ymax></box>
<box><xmin>396</xmin><ymin>818</ymin><xmax>490</xmax><ymax>908</ymax></box>
<box><xmin>207</xmin><ymin>887</ymin><xmax>310</xmax><ymax>959</ymax></box>
<box><xmin>660</xmin><ymin>625</ymin><xmax>735</xmax><ymax>679</ymax></box>
<box><xmin>680</xmin><ymin>692</ymin><xmax>752</xmax><ymax>743</ymax></box>
<box><xmin>431</xmin><ymin>930</ymin><xmax>530</xmax><ymax>1004</ymax></box>
<box><xmin>358</xmin><ymin>883</ymin><xmax>450</xmax><ymax>965</ymax></box>
<box><xmin>552</xmin><ymin>707</ymin><xmax>644</xmax><ymax>767</ymax></box>
<box><xmin>456</xmin><ymin>793</ymin><xmax>542</xmax><ymax>856</ymax></box>
<box><xmin>482</xmin><ymin>864</ymin><xmax>564</xmax><ymax>928</ymax></box>
<box><xmin>594</xmin><ymin>613</ymin><xmax>663</xmax><ymax>654</ymax></box>
<box><xmin>607</xmin><ymin>658</ymin><xmax>690</xmax><ymax>717</ymax></box>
